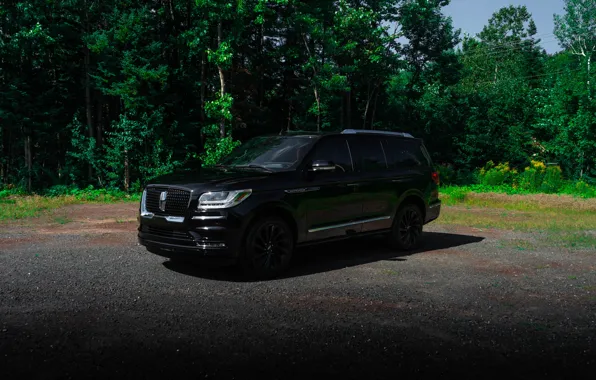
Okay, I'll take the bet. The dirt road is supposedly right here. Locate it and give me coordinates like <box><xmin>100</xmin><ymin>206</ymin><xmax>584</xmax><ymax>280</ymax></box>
<box><xmin>1</xmin><ymin>203</ymin><xmax>595</xmax><ymax>379</ymax></box>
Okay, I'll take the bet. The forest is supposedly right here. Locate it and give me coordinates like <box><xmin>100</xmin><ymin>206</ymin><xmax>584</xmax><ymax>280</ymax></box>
<box><xmin>0</xmin><ymin>0</ymin><xmax>594</xmax><ymax>194</ymax></box>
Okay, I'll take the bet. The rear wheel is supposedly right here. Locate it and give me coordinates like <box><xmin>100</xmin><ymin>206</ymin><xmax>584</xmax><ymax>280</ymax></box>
<box><xmin>242</xmin><ymin>217</ymin><xmax>294</xmax><ymax>280</ymax></box>
<box><xmin>388</xmin><ymin>203</ymin><xmax>424</xmax><ymax>251</ymax></box>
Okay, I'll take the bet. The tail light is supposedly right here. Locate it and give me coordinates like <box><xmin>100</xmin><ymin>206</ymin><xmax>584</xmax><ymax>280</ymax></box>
<box><xmin>431</xmin><ymin>171</ymin><xmax>440</xmax><ymax>185</ymax></box>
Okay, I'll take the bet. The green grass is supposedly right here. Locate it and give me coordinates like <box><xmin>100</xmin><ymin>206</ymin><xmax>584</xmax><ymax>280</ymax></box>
<box><xmin>0</xmin><ymin>190</ymin><xmax>141</xmax><ymax>222</ymax></box>
<box><xmin>499</xmin><ymin>239</ymin><xmax>537</xmax><ymax>251</ymax></box>
<box><xmin>438</xmin><ymin>186</ymin><xmax>596</xmax><ymax>235</ymax></box>
<box><xmin>53</xmin><ymin>216</ymin><xmax>72</xmax><ymax>225</ymax></box>
<box><xmin>440</xmin><ymin>183</ymin><xmax>596</xmax><ymax>203</ymax></box>
<box><xmin>543</xmin><ymin>232</ymin><xmax>596</xmax><ymax>250</ymax></box>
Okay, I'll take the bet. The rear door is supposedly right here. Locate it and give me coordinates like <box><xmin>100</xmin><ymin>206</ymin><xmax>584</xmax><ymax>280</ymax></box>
<box><xmin>382</xmin><ymin>137</ymin><xmax>430</xmax><ymax>216</ymax></box>
<box><xmin>345</xmin><ymin>135</ymin><xmax>394</xmax><ymax>233</ymax></box>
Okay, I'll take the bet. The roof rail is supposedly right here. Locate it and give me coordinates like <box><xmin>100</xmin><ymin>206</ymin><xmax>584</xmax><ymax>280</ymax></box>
<box><xmin>341</xmin><ymin>129</ymin><xmax>414</xmax><ymax>138</ymax></box>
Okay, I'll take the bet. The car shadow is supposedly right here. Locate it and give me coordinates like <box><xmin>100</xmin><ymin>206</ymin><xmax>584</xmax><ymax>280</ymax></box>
<box><xmin>162</xmin><ymin>231</ymin><xmax>485</xmax><ymax>282</ymax></box>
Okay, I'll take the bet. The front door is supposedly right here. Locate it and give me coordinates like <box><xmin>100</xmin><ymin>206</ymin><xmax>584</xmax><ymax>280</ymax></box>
<box><xmin>300</xmin><ymin>135</ymin><xmax>364</xmax><ymax>242</ymax></box>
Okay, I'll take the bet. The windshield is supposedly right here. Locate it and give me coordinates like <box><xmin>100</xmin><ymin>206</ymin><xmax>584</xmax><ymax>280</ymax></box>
<box><xmin>219</xmin><ymin>136</ymin><xmax>315</xmax><ymax>171</ymax></box>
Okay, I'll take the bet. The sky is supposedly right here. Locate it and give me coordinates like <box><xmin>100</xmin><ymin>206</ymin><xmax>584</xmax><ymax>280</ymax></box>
<box><xmin>443</xmin><ymin>0</ymin><xmax>567</xmax><ymax>54</ymax></box>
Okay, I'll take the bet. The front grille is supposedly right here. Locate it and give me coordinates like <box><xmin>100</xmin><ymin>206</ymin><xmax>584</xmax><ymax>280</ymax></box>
<box><xmin>143</xmin><ymin>225</ymin><xmax>193</xmax><ymax>242</ymax></box>
<box><xmin>145</xmin><ymin>187</ymin><xmax>191</xmax><ymax>216</ymax></box>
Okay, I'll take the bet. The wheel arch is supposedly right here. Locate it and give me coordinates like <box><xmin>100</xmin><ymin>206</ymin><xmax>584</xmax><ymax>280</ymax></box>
<box><xmin>395</xmin><ymin>191</ymin><xmax>427</xmax><ymax>220</ymax></box>
<box><xmin>240</xmin><ymin>202</ymin><xmax>299</xmax><ymax>246</ymax></box>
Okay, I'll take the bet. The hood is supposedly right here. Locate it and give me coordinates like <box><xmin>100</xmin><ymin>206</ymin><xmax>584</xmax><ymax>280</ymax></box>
<box><xmin>146</xmin><ymin>167</ymin><xmax>272</xmax><ymax>191</ymax></box>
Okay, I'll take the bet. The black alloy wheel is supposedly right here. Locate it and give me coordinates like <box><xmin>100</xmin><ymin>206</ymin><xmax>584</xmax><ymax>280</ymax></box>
<box><xmin>244</xmin><ymin>217</ymin><xmax>294</xmax><ymax>279</ymax></box>
<box><xmin>389</xmin><ymin>204</ymin><xmax>423</xmax><ymax>250</ymax></box>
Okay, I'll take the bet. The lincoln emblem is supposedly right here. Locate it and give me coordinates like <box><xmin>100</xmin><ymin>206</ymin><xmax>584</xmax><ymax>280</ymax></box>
<box><xmin>159</xmin><ymin>191</ymin><xmax>167</xmax><ymax>212</ymax></box>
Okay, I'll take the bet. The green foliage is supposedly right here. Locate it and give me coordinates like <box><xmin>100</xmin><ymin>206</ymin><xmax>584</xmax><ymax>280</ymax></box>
<box><xmin>561</xmin><ymin>180</ymin><xmax>596</xmax><ymax>198</ymax></box>
<box><xmin>541</xmin><ymin>165</ymin><xmax>565</xmax><ymax>193</ymax></box>
<box><xmin>0</xmin><ymin>0</ymin><xmax>595</xmax><ymax>196</ymax></box>
<box><xmin>200</xmin><ymin>133</ymin><xmax>241</xmax><ymax>167</ymax></box>
<box><xmin>478</xmin><ymin>161</ymin><xmax>517</xmax><ymax>186</ymax></box>
<box><xmin>436</xmin><ymin>163</ymin><xmax>456</xmax><ymax>185</ymax></box>
<box><xmin>43</xmin><ymin>185</ymin><xmax>141</xmax><ymax>202</ymax></box>
<box><xmin>441</xmin><ymin>157</ymin><xmax>594</xmax><ymax>200</ymax></box>
<box><xmin>519</xmin><ymin>160</ymin><xmax>547</xmax><ymax>192</ymax></box>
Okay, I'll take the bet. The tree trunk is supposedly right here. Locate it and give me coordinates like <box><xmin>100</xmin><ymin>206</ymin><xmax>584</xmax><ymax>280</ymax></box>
<box><xmin>345</xmin><ymin>89</ymin><xmax>352</xmax><ymax>130</ymax></box>
<box><xmin>24</xmin><ymin>129</ymin><xmax>32</xmax><ymax>192</ymax></box>
<box><xmin>1</xmin><ymin>125</ymin><xmax>7</xmax><ymax>184</ymax></box>
<box><xmin>362</xmin><ymin>84</ymin><xmax>376</xmax><ymax>130</ymax></box>
<box><xmin>340</xmin><ymin>95</ymin><xmax>344</xmax><ymax>129</ymax></box>
<box><xmin>96</xmin><ymin>93</ymin><xmax>103</xmax><ymax>147</ymax></box>
<box><xmin>287</xmin><ymin>102</ymin><xmax>292</xmax><ymax>132</ymax></box>
<box><xmin>314</xmin><ymin>86</ymin><xmax>321</xmax><ymax>132</ymax></box>
<box><xmin>587</xmin><ymin>54</ymin><xmax>591</xmax><ymax>100</ymax></box>
<box><xmin>124</xmin><ymin>149</ymin><xmax>130</xmax><ymax>192</ymax></box>
<box><xmin>371</xmin><ymin>87</ymin><xmax>380</xmax><ymax>131</ymax></box>
<box><xmin>84</xmin><ymin>3</ymin><xmax>94</xmax><ymax>182</ymax></box>
<box><xmin>259</xmin><ymin>23</ymin><xmax>264</xmax><ymax>108</ymax></box>
<box><xmin>217</xmin><ymin>22</ymin><xmax>226</xmax><ymax>138</ymax></box>
<box><xmin>200</xmin><ymin>51</ymin><xmax>206</xmax><ymax>122</ymax></box>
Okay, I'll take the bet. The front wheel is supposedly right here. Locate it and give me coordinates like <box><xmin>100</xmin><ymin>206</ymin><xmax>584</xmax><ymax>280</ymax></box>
<box><xmin>387</xmin><ymin>204</ymin><xmax>424</xmax><ymax>251</ymax></box>
<box><xmin>242</xmin><ymin>217</ymin><xmax>294</xmax><ymax>280</ymax></box>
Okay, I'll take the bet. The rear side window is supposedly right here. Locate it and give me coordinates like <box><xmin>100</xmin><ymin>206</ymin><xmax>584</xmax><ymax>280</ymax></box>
<box><xmin>383</xmin><ymin>138</ymin><xmax>428</xmax><ymax>168</ymax></box>
<box><xmin>347</xmin><ymin>136</ymin><xmax>387</xmax><ymax>172</ymax></box>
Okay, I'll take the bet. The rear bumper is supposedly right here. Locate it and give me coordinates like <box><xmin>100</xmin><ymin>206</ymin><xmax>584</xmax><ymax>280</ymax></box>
<box><xmin>425</xmin><ymin>199</ymin><xmax>441</xmax><ymax>224</ymax></box>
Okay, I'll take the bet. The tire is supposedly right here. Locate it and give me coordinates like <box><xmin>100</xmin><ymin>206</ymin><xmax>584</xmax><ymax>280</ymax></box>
<box><xmin>242</xmin><ymin>217</ymin><xmax>294</xmax><ymax>280</ymax></box>
<box><xmin>387</xmin><ymin>203</ymin><xmax>424</xmax><ymax>251</ymax></box>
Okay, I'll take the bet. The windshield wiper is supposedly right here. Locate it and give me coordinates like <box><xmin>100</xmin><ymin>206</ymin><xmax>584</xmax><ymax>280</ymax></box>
<box><xmin>233</xmin><ymin>164</ymin><xmax>273</xmax><ymax>172</ymax></box>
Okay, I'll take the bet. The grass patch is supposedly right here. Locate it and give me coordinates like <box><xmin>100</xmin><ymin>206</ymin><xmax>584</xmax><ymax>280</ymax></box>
<box><xmin>0</xmin><ymin>191</ymin><xmax>141</xmax><ymax>222</ymax></box>
<box><xmin>439</xmin><ymin>186</ymin><xmax>596</xmax><ymax>234</ymax></box>
<box><xmin>543</xmin><ymin>232</ymin><xmax>596</xmax><ymax>250</ymax></box>
<box><xmin>54</xmin><ymin>216</ymin><xmax>72</xmax><ymax>225</ymax></box>
<box><xmin>499</xmin><ymin>239</ymin><xmax>537</xmax><ymax>251</ymax></box>
<box><xmin>441</xmin><ymin>185</ymin><xmax>596</xmax><ymax>210</ymax></box>
<box><xmin>439</xmin><ymin>206</ymin><xmax>596</xmax><ymax>232</ymax></box>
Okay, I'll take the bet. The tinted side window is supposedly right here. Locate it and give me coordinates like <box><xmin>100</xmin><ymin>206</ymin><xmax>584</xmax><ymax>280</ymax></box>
<box><xmin>384</xmin><ymin>138</ymin><xmax>427</xmax><ymax>168</ymax></box>
<box><xmin>347</xmin><ymin>136</ymin><xmax>387</xmax><ymax>172</ymax></box>
<box><xmin>309</xmin><ymin>137</ymin><xmax>353</xmax><ymax>173</ymax></box>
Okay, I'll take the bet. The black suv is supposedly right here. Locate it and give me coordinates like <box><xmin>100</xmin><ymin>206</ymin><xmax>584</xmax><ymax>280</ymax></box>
<box><xmin>138</xmin><ymin>129</ymin><xmax>441</xmax><ymax>278</ymax></box>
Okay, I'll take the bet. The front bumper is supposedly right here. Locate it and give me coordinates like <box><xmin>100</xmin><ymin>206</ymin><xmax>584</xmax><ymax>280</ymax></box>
<box><xmin>137</xmin><ymin>211</ymin><xmax>244</xmax><ymax>262</ymax></box>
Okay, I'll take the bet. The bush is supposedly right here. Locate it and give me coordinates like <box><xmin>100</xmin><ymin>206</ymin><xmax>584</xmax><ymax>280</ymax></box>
<box><xmin>0</xmin><ymin>185</ymin><xmax>26</xmax><ymax>199</ymax></box>
<box><xmin>442</xmin><ymin>186</ymin><xmax>469</xmax><ymax>203</ymax></box>
<box><xmin>41</xmin><ymin>184</ymin><xmax>141</xmax><ymax>202</ymax></box>
<box><xmin>519</xmin><ymin>160</ymin><xmax>546</xmax><ymax>192</ymax></box>
<box><xmin>562</xmin><ymin>180</ymin><xmax>596</xmax><ymax>198</ymax></box>
<box><xmin>479</xmin><ymin>161</ymin><xmax>517</xmax><ymax>186</ymax></box>
<box><xmin>541</xmin><ymin>165</ymin><xmax>564</xmax><ymax>193</ymax></box>
<box><xmin>436</xmin><ymin>163</ymin><xmax>456</xmax><ymax>185</ymax></box>
<box><xmin>44</xmin><ymin>185</ymin><xmax>73</xmax><ymax>197</ymax></box>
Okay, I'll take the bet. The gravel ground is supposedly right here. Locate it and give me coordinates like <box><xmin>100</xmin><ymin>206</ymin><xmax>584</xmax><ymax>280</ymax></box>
<box><xmin>1</xmin><ymin>204</ymin><xmax>595</xmax><ymax>379</ymax></box>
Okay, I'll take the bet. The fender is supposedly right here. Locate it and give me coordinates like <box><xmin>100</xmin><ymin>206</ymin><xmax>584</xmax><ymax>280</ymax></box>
<box><xmin>394</xmin><ymin>189</ymin><xmax>427</xmax><ymax>218</ymax></box>
<box><xmin>237</xmin><ymin>192</ymin><xmax>300</xmax><ymax>245</ymax></box>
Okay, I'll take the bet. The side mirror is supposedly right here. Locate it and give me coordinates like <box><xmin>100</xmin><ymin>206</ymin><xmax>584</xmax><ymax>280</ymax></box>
<box><xmin>309</xmin><ymin>160</ymin><xmax>336</xmax><ymax>172</ymax></box>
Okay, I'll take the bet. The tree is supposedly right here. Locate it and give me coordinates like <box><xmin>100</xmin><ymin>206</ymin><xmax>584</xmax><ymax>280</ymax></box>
<box><xmin>452</xmin><ymin>5</ymin><xmax>545</xmax><ymax>169</ymax></box>
<box><xmin>554</xmin><ymin>0</ymin><xmax>596</xmax><ymax>99</ymax></box>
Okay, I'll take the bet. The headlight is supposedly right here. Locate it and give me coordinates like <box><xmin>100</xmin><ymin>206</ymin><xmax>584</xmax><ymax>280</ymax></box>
<box><xmin>198</xmin><ymin>189</ymin><xmax>252</xmax><ymax>209</ymax></box>
<box><xmin>140</xmin><ymin>189</ymin><xmax>153</xmax><ymax>217</ymax></box>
